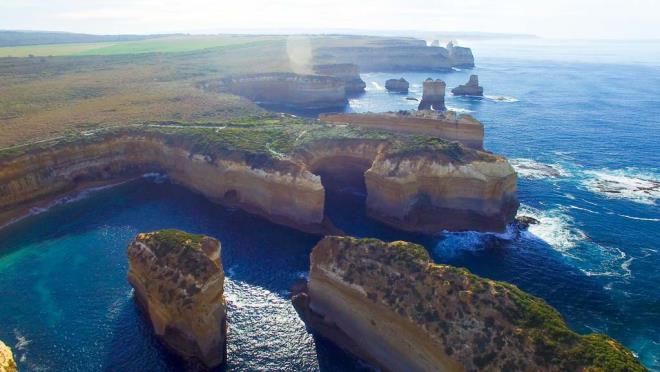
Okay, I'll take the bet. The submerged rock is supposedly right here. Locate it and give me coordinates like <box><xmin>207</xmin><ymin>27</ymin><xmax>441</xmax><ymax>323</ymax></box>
<box><xmin>0</xmin><ymin>341</ymin><xmax>16</xmax><ymax>372</ymax></box>
<box><xmin>385</xmin><ymin>78</ymin><xmax>409</xmax><ymax>93</ymax></box>
<box><xmin>418</xmin><ymin>78</ymin><xmax>447</xmax><ymax>111</ymax></box>
<box><xmin>293</xmin><ymin>236</ymin><xmax>646</xmax><ymax>372</ymax></box>
<box><xmin>127</xmin><ymin>230</ymin><xmax>227</xmax><ymax>368</ymax></box>
<box><xmin>451</xmin><ymin>74</ymin><xmax>484</xmax><ymax>96</ymax></box>
<box><xmin>515</xmin><ymin>215</ymin><xmax>540</xmax><ymax>230</ymax></box>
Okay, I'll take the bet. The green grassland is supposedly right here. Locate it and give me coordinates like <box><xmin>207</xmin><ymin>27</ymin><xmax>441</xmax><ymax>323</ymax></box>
<box><xmin>0</xmin><ymin>35</ymin><xmax>277</xmax><ymax>57</ymax></box>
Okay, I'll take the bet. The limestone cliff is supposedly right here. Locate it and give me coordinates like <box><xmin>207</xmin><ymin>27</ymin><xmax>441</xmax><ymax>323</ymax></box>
<box><xmin>293</xmin><ymin>236</ymin><xmax>646</xmax><ymax>372</ymax></box>
<box><xmin>385</xmin><ymin>78</ymin><xmax>409</xmax><ymax>93</ymax></box>
<box><xmin>206</xmin><ymin>73</ymin><xmax>348</xmax><ymax>110</ymax></box>
<box><xmin>418</xmin><ymin>78</ymin><xmax>447</xmax><ymax>111</ymax></box>
<box><xmin>0</xmin><ymin>122</ymin><xmax>516</xmax><ymax>234</ymax></box>
<box><xmin>127</xmin><ymin>230</ymin><xmax>227</xmax><ymax>368</ymax></box>
<box><xmin>313</xmin><ymin>64</ymin><xmax>366</xmax><ymax>95</ymax></box>
<box><xmin>0</xmin><ymin>341</ymin><xmax>16</xmax><ymax>372</ymax></box>
<box><xmin>0</xmin><ymin>133</ymin><xmax>326</xmax><ymax>233</ymax></box>
<box><xmin>319</xmin><ymin>111</ymin><xmax>484</xmax><ymax>150</ymax></box>
<box><xmin>447</xmin><ymin>41</ymin><xmax>475</xmax><ymax>68</ymax></box>
<box><xmin>365</xmin><ymin>140</ymin><xmax>517</xmax><ymax>233</ymax></box>
<box><xmin>451</xmin><ymin>75</ymin><xmax>483</xmax><ymax>96</ymax></box>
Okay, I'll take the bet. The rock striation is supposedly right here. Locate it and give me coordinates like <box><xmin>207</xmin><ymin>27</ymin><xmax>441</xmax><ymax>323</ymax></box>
<box><xmin>0</xmin><ymin>122</ymin><xmax>517</xmax><ymax>234</ymax></box>
<box><xmin>313</xmin><ymin>63</ymin><xmax>366</xmax><ymax>95</ymax></box>
<box><xmin>127</xmin><ymin>230</ymin><xmax>227</xmax><ymax>368</ymax></box>
<box><xmin>319</xmin><ymin>111</ymin><xmax>484</xmax><ymax>150</ymax></box>
<box><xmin>313</xmin><ymin>38</ymin><xmax>474</xmax><ymax>72</ymax></box>
<box><xmin>385</xmin><ymin>78</ymin><xmax>409</xmax><ymax>93</ymax></box>
<box><xmin>293</xmin><ymin>236</ymin><xmax>646</xmax><ymax>372</ymax></box>
<box><xmin>418</xmin><ymin>78</ymin><xmax>447</xmax><ymax>111</ymax></box>
<box><xmin>447</xmin><ymin>41</ymin><xmax>475</xmax><ymax>68</ymax></box>
<box><xmin>202</xmin><ymin>73</ymin><xmax>348</xmax><ymax>110</ymax></box>
<box><xmin>0</xmin><ymin>341</ymin><xmax>16</xmax><ymax>372</ymax></box>
<box><xmin>451</xmin><ymin>74</ymin><xmax>484</xmax><ymax>96</ymax></box>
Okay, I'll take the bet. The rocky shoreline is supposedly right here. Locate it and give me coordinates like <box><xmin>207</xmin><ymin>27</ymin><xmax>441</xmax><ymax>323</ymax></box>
<box><xmin>0</xmin><ymin>120</ymin><xmax>518</xmax><ymax>234</ymax></box>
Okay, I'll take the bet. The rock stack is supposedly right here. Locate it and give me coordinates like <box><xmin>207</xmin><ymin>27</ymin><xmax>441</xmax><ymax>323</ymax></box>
<box><xmin>0</xmin><ymin>341</ymin><xmax>16</xmax><ymax>372</ymax></box>
<box><xmin>418</xmin><ymin>78</ymin><xmax>447</xmax><ymax>111</ymax></box>
<box><xmin>447</xmin><ymin>41</ymin><xmax>475</xmax><ymax>68</ymax></box>
<box><xmin>127</xmin><ymin>230</ymin><xmax>227</xmax><ymax>368</ymax></box>
<box><xmin>452</xmin><ymin>74</ymin><xmax>484</xmax><ymax>96</ymax></box>
<box><xmin>385</xmin><ymin>78</ymin><xmax>409</xmax><ymax>93</ymax></box>
<box><xmin>293</xmin><ymin>236</ymin><xmax>646</xmax><ymax>372</ymax></box>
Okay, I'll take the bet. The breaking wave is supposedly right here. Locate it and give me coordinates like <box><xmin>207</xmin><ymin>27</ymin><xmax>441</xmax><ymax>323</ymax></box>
<box><xmin>510</xmin><ymin>158</ymin><xmax>571</xmax><ymax>180</ymax></box>
<box><xmin>484</xmin><ymin>95</ymin><xmax>519</xmax><ymax>103</ymax></box>
<box><xmin>581</xmin><ymin>168</ymin><xmax>660</xmax><ymax>205</ymax></box>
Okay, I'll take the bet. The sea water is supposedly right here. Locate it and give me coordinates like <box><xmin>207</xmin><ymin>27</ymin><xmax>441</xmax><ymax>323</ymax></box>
<box><xmin>0</xmin><ymin>39</ymin><xmax>658</xmax><ymax>371</ymax></box>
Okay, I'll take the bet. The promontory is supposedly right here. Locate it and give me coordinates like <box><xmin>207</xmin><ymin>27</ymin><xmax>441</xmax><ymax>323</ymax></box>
<box><xmin>292</xmin><ymin>236</ymin><xmax>646</xmax><ymax>372</ymax></box>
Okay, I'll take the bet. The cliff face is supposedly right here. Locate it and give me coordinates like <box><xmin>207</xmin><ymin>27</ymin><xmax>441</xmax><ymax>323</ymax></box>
<box><xmin>0</xmin><ymin>135</ymin><xmax>325</xmax><ymax>233</ymax></box>
<box><xmin>0</xmin><ymin>341</ymin><xmax>16</xmax><ymax>372</ymax></box>
<box><xmin>314</xmin><ymin>46</ymin><xmax>457</xmax><ymax>72</ymax></box>
<box><xmin>447</xmin><ymin>41</ymin><xmax>475</xmax><ymax>68</ymax></box>
<box><xmin>0</xmin><ymin>128</ymin><xmax>516</xmax><ymax>234</ymax></box>
<box><xmin>451</xmin><ymin>75</ymin><xmax>483</xmax><ymax>96</ymax></box>
<box><xmin>365</xmin><ymin>148</ymin><xmax>518</xmax><ymax>233</ymax></box>
<box><xmin>313</xmin><ymin>63</ymin><xmax>366</xmax><ymax>94</ymax></box>
<box><xmin>213</xmin><ymin>73</ymin><xmax>348</xmax><ymax>109</ymax></box>
<box><xmin>127</xmin><ymin>230</ymin><xmax>227</xmax><ymax>368</ymax></box>
<box><xmin>418</xmin><ymin>78</ymin><xmax>447</xmax><ymax>111</ymax></box>
<box><xmin>319</xmin><ymin>111</ymin><xmax>484</xmax><ymax>150</ymax></box>
<box><xmin>293</xmin><ymin>236</ymin><xmax>646</xmax><ymax>372</ymax></box>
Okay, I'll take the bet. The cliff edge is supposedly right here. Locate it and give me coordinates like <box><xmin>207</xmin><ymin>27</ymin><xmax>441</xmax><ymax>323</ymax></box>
<box><xmin>293</xmin><ymin>236</ymin><xmax>646</xmax><ymax>372</ymax></box>
<box><xmin>127</xmin><ymin>230</ymin><xmax>227</xmax><ymax>368</ymax></box>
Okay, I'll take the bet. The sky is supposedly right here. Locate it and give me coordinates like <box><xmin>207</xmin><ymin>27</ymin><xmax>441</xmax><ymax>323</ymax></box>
<box><xmin>1</xmin><ymin>0</ymin><xmax>659</xmax><ymax>39</ymax></box>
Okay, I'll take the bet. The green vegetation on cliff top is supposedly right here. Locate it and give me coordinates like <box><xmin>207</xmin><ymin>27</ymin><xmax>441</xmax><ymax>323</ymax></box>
<box><xmin>143</xmin><ymin>229</ymin><xmax>205</xmax><ymax>258</ymax></box>
<box><xmin>327</xmin><ymin>236</ymin><xmax>645</xmax><ymax>372</ymax></box>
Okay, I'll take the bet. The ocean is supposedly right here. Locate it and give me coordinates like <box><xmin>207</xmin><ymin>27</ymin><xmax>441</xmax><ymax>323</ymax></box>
<box><xmin>0</xmin><ymin>39</ymin><xmax>658</xmax><ymax>371</ymax></box>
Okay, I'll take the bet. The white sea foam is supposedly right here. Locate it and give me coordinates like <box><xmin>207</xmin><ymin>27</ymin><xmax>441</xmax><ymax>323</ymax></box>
<box><xmin>368</xmin><ymin>81</ymin><xmax>385</xmax><ymax>91</ymax></box>
<box><xmin>616</xmin><ymin>214</ymin><xmax>659</xmax><ymax>222</ymax></box>
<box><xmin>510</xmin><ymin>158</ymin><xmax>571</xmax><ymax>180</ymax></box>
<box><xmin>434</xmin><ymin>224</ymin><xmax>517</xmax><ymax>256</ymax></box>
<box><xmin>518</xmin><ymin>205</ymin><xmax>582</xmax><ymax>253</ymax></box>
<box><xmin>445</xmin><ymin>105</ymin><xmax>474</xmax><ymax>114</ymax></box>
<box><xmin>484</xmin><ymin>95</ymin><xmax>519</xmax><ymax>103</ymax></box>
<box><xmin>581</xmin><ymin>168</ymin><xmax>660</xmax><ymax>205</ymax></box>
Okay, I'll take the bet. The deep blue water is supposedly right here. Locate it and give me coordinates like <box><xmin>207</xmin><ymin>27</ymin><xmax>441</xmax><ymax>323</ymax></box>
<box><xmin>1</xmin><ymin>40</ymin><xmax>659</xmax><ymax>371</ymax></box>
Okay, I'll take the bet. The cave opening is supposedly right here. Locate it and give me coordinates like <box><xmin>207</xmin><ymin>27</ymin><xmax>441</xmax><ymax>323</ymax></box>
<box><xmin>309</xmin><ymin>156</ymin><xmax>372</xmax><ymax>233</ymax></box>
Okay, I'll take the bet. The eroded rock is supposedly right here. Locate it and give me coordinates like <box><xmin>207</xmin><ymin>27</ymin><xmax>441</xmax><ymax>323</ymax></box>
<box><xmin>293</xmin><ymin>236</ymin><xmax>646</xmax><ymax>372</ymax></box>
<box><xmin>127</xmin><ymin>230</ymin><xmax>227</xmax><ymax>368</ymax></box>
<box><xmin>451</xmin><ymin>74</ymin><xmax>484</xmax><ymax>96</ymax></box>
<box><xmin>0</xmin><ymin>341</ymin><xmax>16</xmax><ymax>372</ymax></box>
<box><xmin>313</xmin><ymin>63</ymin><xmax>366</xmax><ymax>95</ymax></box>
<box><xmin>418</xmin><ymin>78</ymin><xmax>446</xmax><ymax>111</ymax></box>
<box><xmin>385</xmin><ymin>78</ymin><xmax>409</xmax><ymax>93</ymax></box>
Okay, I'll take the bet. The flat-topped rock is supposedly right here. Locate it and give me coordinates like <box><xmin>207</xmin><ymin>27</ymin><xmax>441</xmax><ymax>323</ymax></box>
<box><xmin>293</xmin><ymin>236</ymin><xmax>646</xmax><ymax>372</ymax></box>
<box><xmin>452</xmin><ymin>74</ymin><xmax>484</xmax><ymax>96</ymax></box>
<box><xmin>127</xmin><ymin>230</ymin><xmax>227</xmax><ymax>368</ymax></box>
<box><xmin>447</xmin><ymin>41</ymin><xmax>475</xmax><ymax>68</ymax></box>
<box><xmin>313</xmin><ymin>63</ymin><xmax>366</xmax><ymax>94</ymax></box>
<box><xmin>0</xmin><ymin>341</ymin><xmax>16</xmax><ymax>372</ymax></box>
<box><xmin>418</xmin><ymin>78</ymin><xmax>447</xmax><ymax>111</ymax></box>
<box><xmin>385</xmin><ymin>78</ymin><xmax>409</xmax><ymax>93</ymax></box>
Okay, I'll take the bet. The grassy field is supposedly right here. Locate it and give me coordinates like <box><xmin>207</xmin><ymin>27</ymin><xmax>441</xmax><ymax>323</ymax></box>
<box><xmin>0</xmin><ymin>35</ymin><xmax>277</xmax><ymax>57</ymax></box>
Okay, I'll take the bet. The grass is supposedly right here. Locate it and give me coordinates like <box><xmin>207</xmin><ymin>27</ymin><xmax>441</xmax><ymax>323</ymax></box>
<box><xmin>0</xmin><ymin>35</ymin><xmax>277</xmax><ymax>57</ymax></box>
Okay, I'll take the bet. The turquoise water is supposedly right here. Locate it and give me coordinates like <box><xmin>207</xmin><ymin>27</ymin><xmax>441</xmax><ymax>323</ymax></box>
<box><xmin>0</xmin><ymin>39</ymin><xmax>659</xmax><ymax>370</ymax></box>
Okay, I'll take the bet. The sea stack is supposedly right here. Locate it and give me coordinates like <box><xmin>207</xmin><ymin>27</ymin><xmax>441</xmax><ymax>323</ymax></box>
<box><xmin>293</xmin><ymin>236</ymin><xmax>646</xmax><ymax>372</ymax></box>
<box><xmin>0</xmin><ymin>341</ymin><xmax>16</xmax><ymax>372</ymax></box>
<box><xmin>127</xmin><ymin>230</ymin><xmax>227</xmax><ymax>368</ymax></box>
<box><xmin>385</xmin><ymin>78</ymin><xmax>409</xmax><ymax>93</ymax></box>
<box><xmin>418</xmin><ymin>78</ymin><xmax>447</xmax><ymax>111</ymax></box>
<box><xmin>452</xmin><ymin>75</ymin><xmax>484</xmax><ymax>96</ymax></box>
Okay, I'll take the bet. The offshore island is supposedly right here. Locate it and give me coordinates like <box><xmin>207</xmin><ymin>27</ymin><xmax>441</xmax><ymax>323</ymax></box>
<box><xmin>0</xmin><ymin>33</ymin><xmax>647</xmax><ymax>371</ymax></box>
